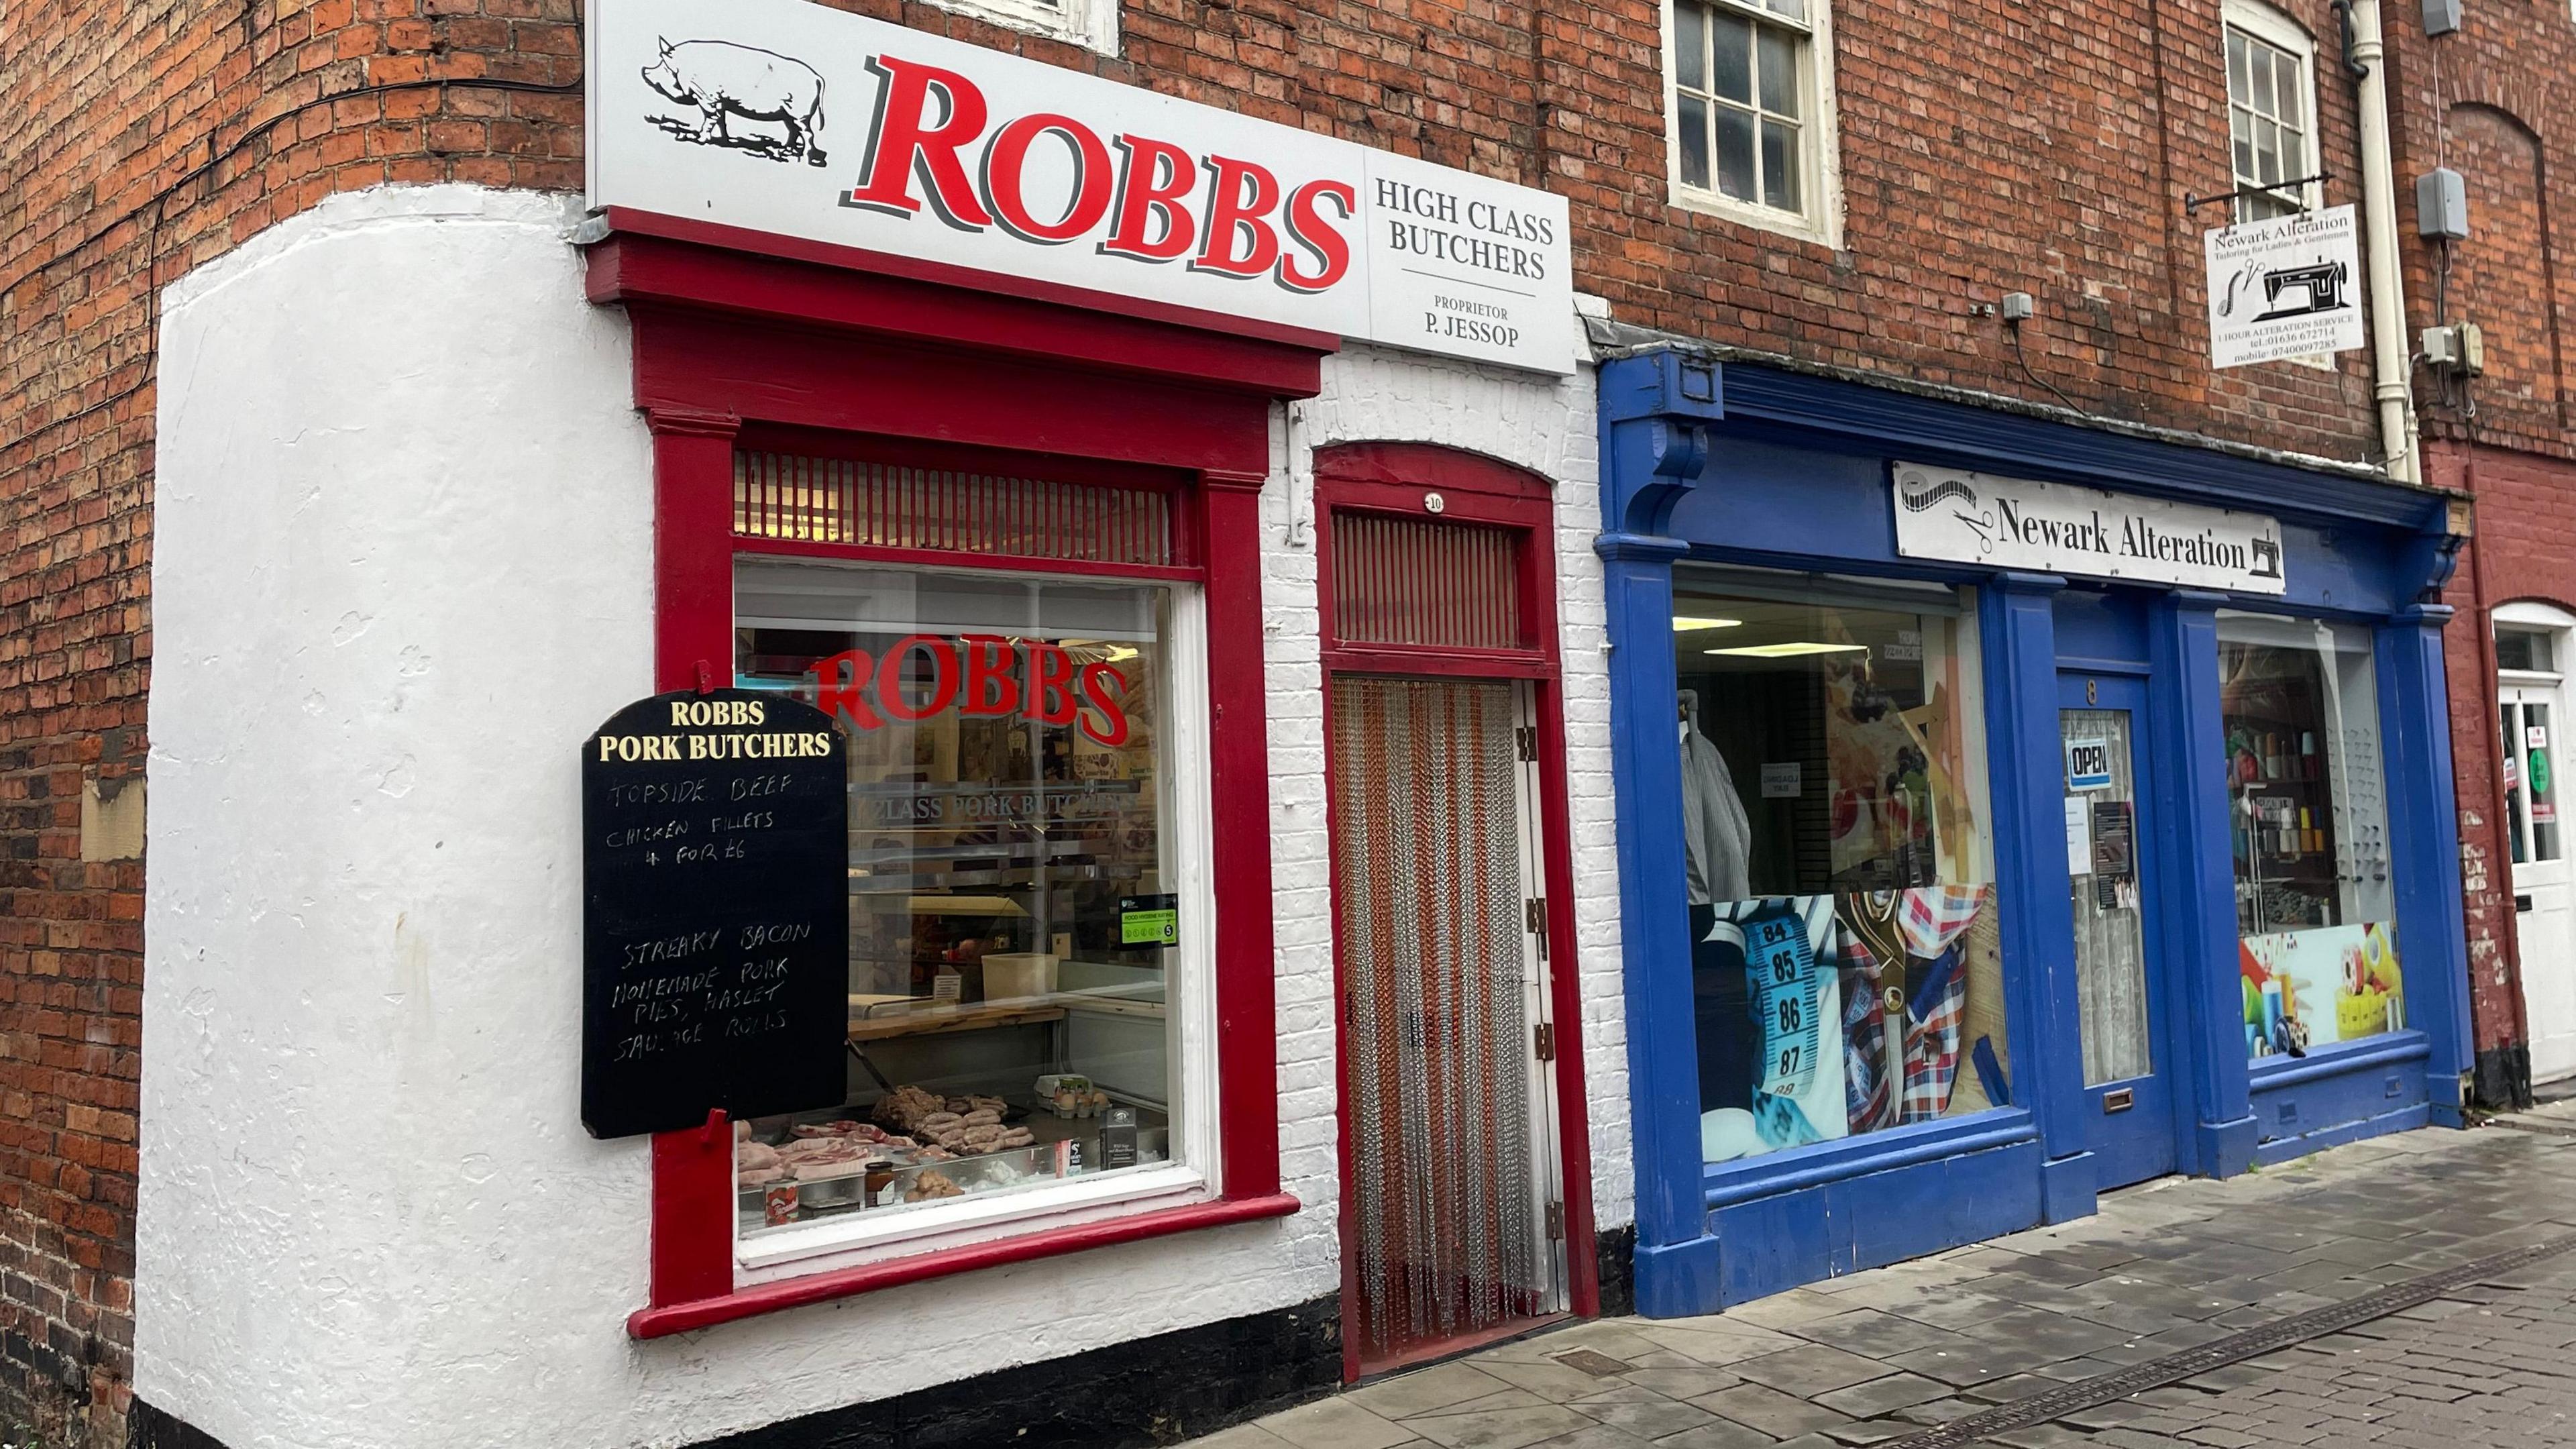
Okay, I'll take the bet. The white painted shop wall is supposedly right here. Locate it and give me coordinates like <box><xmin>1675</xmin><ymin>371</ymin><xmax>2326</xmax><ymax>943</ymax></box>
<box><xmin>1279</xmin><ymin>346</ymin><xmax>1634</xmax><ymax>1240</ymax></box>
<box><xmin>138</xmin><ymin>184</ymin><xmax>1627</xmax><ymax>1449</ymax></box>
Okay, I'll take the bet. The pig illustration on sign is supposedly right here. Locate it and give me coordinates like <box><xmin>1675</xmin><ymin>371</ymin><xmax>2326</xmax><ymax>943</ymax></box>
<box><xmin>641</xmin><ymin>38</ymin><xmax>828</xmax><ymax>166</ymax></box>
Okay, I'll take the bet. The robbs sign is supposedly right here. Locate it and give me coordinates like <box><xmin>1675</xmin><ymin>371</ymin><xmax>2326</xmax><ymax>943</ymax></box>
<box><xmin>588</xmin><ymin>0</ymin><xmax>1576</xmax><ymax>374</ymax></box>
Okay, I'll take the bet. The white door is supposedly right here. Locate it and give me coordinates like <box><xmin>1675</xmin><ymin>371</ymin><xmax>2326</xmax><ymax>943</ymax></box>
<box><xmin>2504</xmin><ymin>677</ymin><xmax>2576</xmax><ymax>1082</ymax></box>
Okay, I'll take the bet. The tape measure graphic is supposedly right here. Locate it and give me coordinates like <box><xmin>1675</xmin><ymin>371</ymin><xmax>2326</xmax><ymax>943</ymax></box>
<box><xmin>1745</xmin><ymin>905</ymin><xmax>1824</xmax><ymax>1101</ymax></box>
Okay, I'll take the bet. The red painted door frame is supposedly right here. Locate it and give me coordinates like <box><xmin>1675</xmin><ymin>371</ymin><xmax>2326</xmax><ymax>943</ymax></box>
<box><xmin>590</xmin><ymin>223</ymin><xmax>1326</xmax><ymax>1334</ymax></box>
<box><xmin>1313</xmin><ymin>441</ymin><xmax>1603</xmax><ymax>1381</ymax></box>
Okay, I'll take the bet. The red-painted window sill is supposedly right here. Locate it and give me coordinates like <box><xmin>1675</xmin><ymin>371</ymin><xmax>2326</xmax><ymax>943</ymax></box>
<box><xmin>627</xmin><ymin>1191</ymin><xmax>1302</xmax><ymax>1338</ymax></box>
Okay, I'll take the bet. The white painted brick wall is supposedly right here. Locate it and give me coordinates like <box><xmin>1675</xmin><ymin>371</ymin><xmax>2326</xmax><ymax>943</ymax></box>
<box><xmin>1267</xmin><ymin>343</ymin><xmax>1634</xmax><ymax>1238</ymax></box>
<box><xmin>138</xmin><ymin>189</ymin><xmax>1629</xmax><ymax>1449</ymax></box>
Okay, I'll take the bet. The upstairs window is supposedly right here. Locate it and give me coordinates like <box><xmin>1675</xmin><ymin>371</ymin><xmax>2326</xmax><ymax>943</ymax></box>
<box><xmin>927</xmin><ymin>0</ymin><xmax>1117</xmax><ymax>55</ymax></box>
<box><xmin>1667</xmin><ymin>0</ymin><xmax>1843</xmax><ymax>245</ymax></box>
<box><xmin>2224</xmin><ymin>5</ymin><xmax>2321</xmax><ymax>222</ymax></box>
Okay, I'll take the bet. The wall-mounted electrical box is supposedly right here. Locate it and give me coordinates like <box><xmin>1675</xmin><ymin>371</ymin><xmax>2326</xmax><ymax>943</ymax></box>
<box><xmin>2423</xmin><ymin>322</ymin><xmax>2485</xmax><ymax>376</ymax></box>
<box><xmin>2422</xmin><ymin>0</ymin><xmax>2461</xmax><ymax>36</ymax></box>
<box><xmin>2417</xmin><ymin>168</ymin><xmax>2469</xmax><ymax>239</ymax></box>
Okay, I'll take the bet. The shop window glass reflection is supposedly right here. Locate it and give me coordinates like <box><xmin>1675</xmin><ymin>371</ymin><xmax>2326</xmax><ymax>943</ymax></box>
<box><xmin>729</xmin><ymin>557</ymin><xmax>1182</xmax><ymax>1236</ymax></box>
<box><xmin>1674</xmin><ymin>574</ymin><xmax>2007</xmax><ymax>1165</ymax></box>
<box><xmin>2219</xmin><ymin>613</ymin><xmax>2401</xmax><ymax>1059</ymax></box>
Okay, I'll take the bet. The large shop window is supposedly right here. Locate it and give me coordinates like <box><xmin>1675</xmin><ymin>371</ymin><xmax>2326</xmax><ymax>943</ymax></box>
<box><xmin>2218</xmin><ymin>613</ymin><xmax>2402</xmax><ymax>1060</ymax></box>
<box><xmin>1672</xmin><ymin>571</ymin><xmax>2008</xmax><ymax>1165</ymax></box>
<box><xmin>720</xmin><ymin>478</ymin><xmax>1214</xmax><ymax>1261</ymax></box>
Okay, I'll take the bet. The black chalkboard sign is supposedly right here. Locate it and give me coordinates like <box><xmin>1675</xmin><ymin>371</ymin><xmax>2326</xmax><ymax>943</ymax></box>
<box><xmin>582</xmin><ymin>688</ymin><xmax>848</xmax><ymax>1139</ymax></box>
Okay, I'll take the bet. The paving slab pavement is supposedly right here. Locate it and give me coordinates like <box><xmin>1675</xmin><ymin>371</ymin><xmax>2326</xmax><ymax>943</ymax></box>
<box><xmin>1186</xmin><ymin>1103</ymin><xmax>2576</xmax><ymax>1449</ymax></box>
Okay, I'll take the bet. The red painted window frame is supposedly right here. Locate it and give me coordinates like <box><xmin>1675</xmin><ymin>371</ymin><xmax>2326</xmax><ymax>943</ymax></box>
<box><xmin>589</xmin><ymin>219</ymin><xmax>1329</xmax><ymax>1338</ymax></box>
<box><xmin>1311</xmin><ymin>442</ymin><xmax>1603</xmax><ymax>1381</ymax></box>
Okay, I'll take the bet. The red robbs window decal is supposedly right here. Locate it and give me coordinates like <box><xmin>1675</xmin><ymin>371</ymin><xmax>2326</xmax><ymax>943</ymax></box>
<box><xmin>809</xmin><ymin>637</ymin><xmax>1131</xmax><ymax>746</ymax></box>
<box><xmin>843</xmin><ymin>54</ymin><xmax>1358</xmax><ymax>295</ymax></box>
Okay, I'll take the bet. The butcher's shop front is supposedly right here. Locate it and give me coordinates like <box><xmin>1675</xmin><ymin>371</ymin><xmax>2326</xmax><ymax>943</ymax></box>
<box><xmin>131</xmin><ymin>1</ymin><xmax>1631</xmax><ymax>1446</ymax></box>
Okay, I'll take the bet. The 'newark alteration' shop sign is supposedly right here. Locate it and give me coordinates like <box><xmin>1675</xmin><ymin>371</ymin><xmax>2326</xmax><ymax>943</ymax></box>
<box><xmin>1892</xmin><ymin>464</ymin><xmax>2288</xmax><ymax>594</ymax></box>
<box><xmin>586</xmin><ymin>0</ymin><xmax>1577</xmax><ymax>374</ymax></box>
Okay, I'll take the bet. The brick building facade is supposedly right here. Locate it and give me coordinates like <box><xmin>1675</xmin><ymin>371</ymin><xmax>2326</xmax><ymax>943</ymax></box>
<box><xmin>0</xmin><ymin>0</ymin><xmax>2443</xmax><ymax>1444</ymax></box>
<box><xmin>3</xmin><ymin>3</ymin><xmax>582</xmax><ymax>1442</ymax></box>
<box><xmin>2391</xmin><ymin>1</ymin><xmax>2576</xmax><ymax>1108</ymax></box>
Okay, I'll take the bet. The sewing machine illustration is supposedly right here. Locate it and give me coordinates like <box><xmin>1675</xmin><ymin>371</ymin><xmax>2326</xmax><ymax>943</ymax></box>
<box><xmin>2253</xmin><ymin>257</ymin><xmax>2350</xmax><ymax>321</ymax></box>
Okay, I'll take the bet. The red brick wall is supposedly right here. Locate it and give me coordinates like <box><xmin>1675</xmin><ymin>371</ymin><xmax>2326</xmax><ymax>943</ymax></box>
<box><xmin>2434</xmin><ymin>109</ymin><xmax>2556</xmax><ymax>425</ymax></box>
<box><xmin>2387</xmin><ymin>0</ymin><xmax>2576</xmax><ymax>1099</ymax></box>
<box><xmin>1554</xmin><ymin>0</ymin><xmax>2386</xmax><ymax>459</ymax></box>
<box><xmin>0</xmin><ymin>3</ymin><xmax>580</xmax><ymax>1442</ymax></box>
<box><xmin>2430</xmin><ymin>441</ymin><xmax>2576</xmax><ymax>1100</ymax></box>
<box><xmin>1152</xmin><ymin>0</ymin><xmax>2392</xmax><ymax>459</ymax></box>
<box><xmin>2389</xmin><ymin>17</ymin><xmax>2575</xmax><ymax>464</ymax></box>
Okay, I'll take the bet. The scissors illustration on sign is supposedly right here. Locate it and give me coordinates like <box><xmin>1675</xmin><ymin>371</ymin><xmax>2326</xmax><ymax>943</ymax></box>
<box><xmin>1898</xmin><ymin>468</ymin><xmax>1996</xmax><ymax>553</ymax></box>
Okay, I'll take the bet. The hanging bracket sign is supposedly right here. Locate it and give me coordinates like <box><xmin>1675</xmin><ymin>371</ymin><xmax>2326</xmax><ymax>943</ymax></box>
<box><xmin>582</xmin><ymin>689</ymin><xmax>849</xmax><ymax>1139</ymax></box>
<box><xmin>586</xmin><ymin>0</ymin><xmax>1575</xmax><ymax>374</ymax></box>
<box><xmin>2204</xmin><ymin>205</ymin><xmax>2365</xmax><ymax>368</ymax></box>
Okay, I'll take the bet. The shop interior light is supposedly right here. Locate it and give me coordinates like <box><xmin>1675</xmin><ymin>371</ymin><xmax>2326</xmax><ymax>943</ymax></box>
<box><xmin>1672</xmin><ymin>616</ymin><xmax>1744</xmax><ymax>631</ymax></box>
<box><xmin>898</xmin><ymin>894</ymin><xmax>1033</xmax><ymax>916</ymax></box>
<box><xmin>1705</xmin><ymin>641</ymin><xmax>1871</xmax><ymax>658</ymax></box>
<box><xmin>1063</xmin><ymin>640</ymin><xmax>1143</xmax><ymax>661</ymax></box>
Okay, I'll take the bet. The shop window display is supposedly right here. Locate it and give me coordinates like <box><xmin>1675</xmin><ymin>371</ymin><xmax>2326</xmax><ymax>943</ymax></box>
<box><xmin>2218</xmin><ymin>613</ymin><xmax>2401</xmax><ymax>1059</ymax></box>
<box><xmin>1673</xmin><ymin>572</ymin><xmax>2008</xmax><ymax>1164</ymax></box>
<box><xmin>729</xmin><ymin>556</ymin><xmax>1191</xmax><ymax>1238</ymax></box>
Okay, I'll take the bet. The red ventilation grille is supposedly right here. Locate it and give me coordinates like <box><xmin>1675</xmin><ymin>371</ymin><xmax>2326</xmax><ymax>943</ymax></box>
<box><xmin>735</xmin><ymin>451</ymin><xmax>1174</xmax><ymax>567</ymax></box>
<box><xmin>1331</xmin><ymin>511</ymin><xmax>1523</xmax><ymax>650</ymax></box>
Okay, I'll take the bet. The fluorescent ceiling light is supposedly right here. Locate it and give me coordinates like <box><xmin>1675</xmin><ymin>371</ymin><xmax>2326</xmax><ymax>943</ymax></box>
<box><xmin>1705</xmin><ymin>642</ymin><xmax>1871</xmax><ymax>658</ymax></box>
<box><xmin>1673</xmin><ymin>616</ymin><xmax>1743</xmax><ymax>631</ymax></box>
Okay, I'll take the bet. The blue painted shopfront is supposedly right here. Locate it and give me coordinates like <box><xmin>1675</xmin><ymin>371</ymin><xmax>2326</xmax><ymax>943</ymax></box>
<box><xmin>1598</xmin><ymin>347</ymin><xmax>2475</xmax><ymax>1316</ymax></box>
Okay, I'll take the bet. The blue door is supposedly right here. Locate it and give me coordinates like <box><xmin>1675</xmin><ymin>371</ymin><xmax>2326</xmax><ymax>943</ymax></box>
<box><xmin>2059</xmin><ymin>672</ymin><xmax>2181</xmax><ymax>1188</ymax></box>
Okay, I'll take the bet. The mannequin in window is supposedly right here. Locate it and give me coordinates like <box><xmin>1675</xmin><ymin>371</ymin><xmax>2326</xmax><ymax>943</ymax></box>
<box><xmin>1682</xmin><ymin>688</ymin><xmax>1761</xmax><ymax>1133</ymax></box>
<box><xmin>1679</xmin><ymin>689</ymin><xmax>1752</xmax><ymax>903</ymax></box>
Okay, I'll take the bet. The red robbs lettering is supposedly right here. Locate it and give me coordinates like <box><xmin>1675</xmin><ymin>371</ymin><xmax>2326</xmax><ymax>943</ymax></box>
<box><xmin>1279</xmin><ymin>179</ymin><xmax>1357</xmax><ymax>292</ymax></box>
<box><xmin>841</xmin><ymin>52</ymin><xmax>1362</xmax><ymax>290</ymax></box>
<box><xmin>980</xmin><ymin>113</ymin><xmax>1114</xmax><ymax>244</ymax></box>
<box><xmin>1191</xmin><ymin>155</ymin><xmax>1283</xmax><ymax>278</ymax></box>
<box><xmin>1078</xmin><ymin>663</ymin><xmax>1131</xmax><ymax>745</ymax></box>
<box><xmin>845</xmin><ymin>56</ymin><xmax>996</xmax><ymax>229</ymax></box>
<box><xmin>806</xmin><ymin>638</ymin><xmax>1130</xmax><ymax>742</ymax></box>
<box><xmin>813</xmin><ymin>649</ymin><xmax>883</xmax><ymax>731</ymax></box>
<box><xmin>1100</xmin><ymin>136</ymin><xmax>1199</xmax><ymax>262</ymax></box>
<box><xmin>959</xmin><ymin>635</ymin><xmax>1020</xmax><ymax>716</ymax></box>
<box><xmin>1026</xmin><ymin>643</ymin><xmax>1080</xmax><ymax>724</ymax></box>
<box><xmin>875</xmin><ymin>635</ymin><xmax>959</xmax><ymax>722</ymax></box>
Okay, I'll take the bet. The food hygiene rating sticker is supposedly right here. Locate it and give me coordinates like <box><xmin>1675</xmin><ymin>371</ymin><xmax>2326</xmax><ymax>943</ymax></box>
<box><xmin>1120</xmin><ymin>894</ymin><xmax>1179</xmax><ymax>947</ymax></box>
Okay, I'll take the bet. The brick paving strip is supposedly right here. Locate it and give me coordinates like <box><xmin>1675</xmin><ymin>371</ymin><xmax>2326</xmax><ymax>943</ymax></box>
<box><xmin>1185</xmin><ymin>1120</ymin><xmax>2576</xmax><ymax>1449</ymax></box>
<box><xmin>1870</xmin><ymin>1230</ymin><xmax>2576</xmax><ymax>1448</ymax></box>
